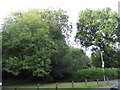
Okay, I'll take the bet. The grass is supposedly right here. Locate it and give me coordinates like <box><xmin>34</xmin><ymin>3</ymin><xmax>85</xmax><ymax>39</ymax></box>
<box><xmin>3</xmin><ymin>82</ymin><xmax>114</xmax><ymax>88</ymax></box>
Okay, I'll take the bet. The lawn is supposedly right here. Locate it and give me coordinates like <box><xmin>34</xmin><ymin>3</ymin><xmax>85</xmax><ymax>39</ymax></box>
<box><xmin>3</xmin><ymin>82</ymin><xmax>114</xmax><ymax>88</ymax></box>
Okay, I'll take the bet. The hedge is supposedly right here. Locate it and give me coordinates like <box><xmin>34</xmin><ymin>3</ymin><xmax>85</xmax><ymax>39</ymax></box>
<box><xmin>73</xmin><ymin>68</ymin><xmax>119</xmax><ymax>82</ymax></box>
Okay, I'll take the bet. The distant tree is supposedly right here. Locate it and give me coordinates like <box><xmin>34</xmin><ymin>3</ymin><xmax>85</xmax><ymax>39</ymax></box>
<box><xmin>46</xmin><ymin>46</ymin><xmax>90</xmax><ymax>81</ymax></box>
<box><xmin>91</xmin><ymin>50</ymin><xmax>101</xmax><ymax>67</ymax></box>
<box><xmin>65</xmin><ymin>47</ymin><xmax>89</xmax><ymax>70</ymax></box>
<box><xmin>60</xmin><ymin>47</ymin><xmax>89</xmax><ymax>79</ymax></box>
<box><xmin>91</xmin><ymin>48</ymin><xmax>118</xmax><ymax>68</ymax></box>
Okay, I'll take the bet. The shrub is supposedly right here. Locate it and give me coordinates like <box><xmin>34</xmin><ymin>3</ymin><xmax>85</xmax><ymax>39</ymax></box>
<box><xmin>73</xmin><ymin>68</ymin><xmax>119</xmax><ymax>82</ymax></box>
<box><xmin>104</xmin><ymin>68</ymin><xmax>118</xmax><ymax>80</ymax></box>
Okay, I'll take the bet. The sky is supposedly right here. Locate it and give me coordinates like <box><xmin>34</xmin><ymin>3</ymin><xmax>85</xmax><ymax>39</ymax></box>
<box><xmin>0</xmin><ymin>0</ymin><xmax>119</xmax><ymax>57</ymax></box>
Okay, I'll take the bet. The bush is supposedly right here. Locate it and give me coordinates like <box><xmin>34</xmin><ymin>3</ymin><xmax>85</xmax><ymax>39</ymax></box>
<box><xmin>73</xmin><ymin>68</ymin><xmax>119</xmax><ymax>82</ymax></box>
<box><xmin>104</xmin><ymin>68</ymin><xmax>118</xmax><ymax>80</ymax></box>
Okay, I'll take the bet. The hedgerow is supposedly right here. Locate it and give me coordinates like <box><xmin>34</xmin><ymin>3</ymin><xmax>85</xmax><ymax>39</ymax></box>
<box><xmin>73</xmin><ymin>68</ymin><xmax>119</xmax><ymax>81</ymax></box>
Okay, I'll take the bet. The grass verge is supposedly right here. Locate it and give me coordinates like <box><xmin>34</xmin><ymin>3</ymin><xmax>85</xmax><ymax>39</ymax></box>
<box><xmin>3</xmin><ymin>82</ymin><xmax>114</xmax><ymax>88</ymax></box>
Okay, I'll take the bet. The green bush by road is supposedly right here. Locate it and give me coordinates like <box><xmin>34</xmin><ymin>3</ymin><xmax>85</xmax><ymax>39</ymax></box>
<box><xmin>74</xmin><ymin>68</ymin><xmax>119</xmax><ymax>82</ymax></box>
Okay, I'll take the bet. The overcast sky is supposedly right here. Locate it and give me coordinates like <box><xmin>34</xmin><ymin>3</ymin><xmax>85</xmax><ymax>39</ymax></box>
<box><xmin>0</xmin><ymin>0</ymin><xmax>119</xmax><ymax>22</ymax></box>
<box><xmin>0</xmin><ymin>0</ymin><xmax>119</xmax><ymax>56</ymax></box>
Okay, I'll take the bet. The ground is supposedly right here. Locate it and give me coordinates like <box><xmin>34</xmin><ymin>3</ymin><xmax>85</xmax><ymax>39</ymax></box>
<box><xmin>2</xmin><ymin>80</ymin><xmax>118</xmax><ymax>89</ymax></box>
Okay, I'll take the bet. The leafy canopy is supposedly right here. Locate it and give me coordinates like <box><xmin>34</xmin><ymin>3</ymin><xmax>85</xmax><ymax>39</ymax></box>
<box><xmin>2</xmin><ymin>9</ymin><xmax>70</xmax><ymax>77</ymax></box>
<box><xmin>76</xmin><ymin>8</ymin><xmax>118</xmax><ymax>51</ymax></box>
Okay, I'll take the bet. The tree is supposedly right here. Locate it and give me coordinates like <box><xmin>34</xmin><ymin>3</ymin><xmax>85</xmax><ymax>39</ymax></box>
<box><xmin>91</xmin><ymin>50</ymin><xmax>101</xmax><ymax>67</ymax></box>
<box><xmin>91</xmin><ymin>49</ymin><xmax>118</xmax><ymax>68</ymax></box>
<box><xmin>64</xmin><ymin>47</ymin><xmax>89</xmax><ymax>70</ymax></box>
<box><xmin>60</xmin><ymin>47</ymin><xmax>89</xmax><ymax>79</ymax></box>
<box><xmin>44</xmin><ymin>46</ymin><xmax>89</xmax><ymax>81</ymax></box>
<box><xmin>2</xmin><ymin>9</ymin><xmax>70</xmax><ymax>78</ymax></box>
<box><xmin>76</xmin><ymin>8</ymin><xmax>118</xmax><ymax>51</ymax></box>
<box><xmin>76</xmin><ymin>8</ymin><xmax>118</xmax><ymax>67</ymax></box>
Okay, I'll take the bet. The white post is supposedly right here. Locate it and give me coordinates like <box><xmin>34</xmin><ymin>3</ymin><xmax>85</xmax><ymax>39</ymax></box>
<box><xmin>101</xmin><ymin>51</ymin><xmax>105</xmax><ymax>81</ymax></box>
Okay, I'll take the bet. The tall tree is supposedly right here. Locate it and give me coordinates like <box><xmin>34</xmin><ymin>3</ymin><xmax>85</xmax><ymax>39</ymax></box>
<box><xmin>76</xmin><ymin>8</ymin><xmax>118</xmax><ymax>51</ymax></box>
<box><xmin>76</xmin><ymin>8</ymin><xmax>118</xmax><ymax>67</ymax></box>
<box><xmin>2</xmin><ymin>9</ymin><xmax>70</xmax><ymax>78</ymax></box>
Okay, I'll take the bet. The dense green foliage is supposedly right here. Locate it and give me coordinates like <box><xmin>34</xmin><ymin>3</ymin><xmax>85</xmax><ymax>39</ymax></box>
<box><xmin>74</xmin><ymin>68</ymin><xmax>118</xmax><ymax>82</ymax></box>
<box><xmin>2</xmin><ymin>7</ymin><xmax>118</xmax><ymax>83</ymax></box>
<box><xmin>63</xmin><ymin>47</ymin><xmax>89</xmax><ymax>70</ymax></box>
<box><xmin>76</xmin><ymin>8</ymin><xmax>119</xmax><ymax>68</ymax></box>
<box><xmin>42</xmin><ymin>47</ymin><xmax>89</xmax><ymax>81</ymax></box>
<box><xmin>2</xmin><ymin>9</ymin><xmax>70</xmax><ymax>77</ymax></box>
<box><xmin>76</xmin><ymin>8</ymin><xmax>118</xmax><ymax>50</ymax></box>
<box><xmin>91</xmin><ymin>49</ymin><xmax>118</xmax><ymax>68</ymax></box>
<box><xmin>2</xmin><ymin>9</ymin><xmax>90</xmax><ymax>81</ymax></box>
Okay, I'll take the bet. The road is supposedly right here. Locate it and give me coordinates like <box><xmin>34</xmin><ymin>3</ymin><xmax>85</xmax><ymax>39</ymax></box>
<box><xmin>99</xmin><ymin>80</ymin><xmax>118</xmax><ymax>84</ymax></box>
<box><xmin>98</xmin><ymin>80</ymin><xmax>119</xmax><ymax>89</ymax></box>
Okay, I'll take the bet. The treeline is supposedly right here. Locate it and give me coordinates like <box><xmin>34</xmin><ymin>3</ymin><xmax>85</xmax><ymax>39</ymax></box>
<box><xmin>1</xmin><ymin>8</ymin><xmax>119</xmax><ymax>82</ymax></box>
<box><xmin>2</xmin><ymin>9</ymin><xmax>89</xmax><ymax>81</ymax></box>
